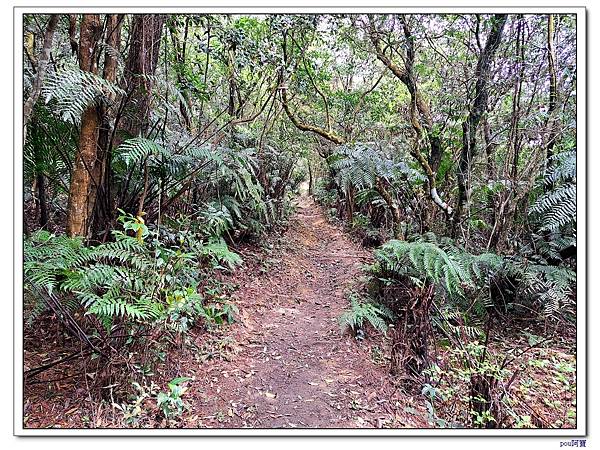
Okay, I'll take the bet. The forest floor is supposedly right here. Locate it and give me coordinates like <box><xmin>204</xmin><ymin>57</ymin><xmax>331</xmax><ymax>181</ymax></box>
<box><xmin>24</xmin><ymin>195</ymin><xmax>426</xmax><ymax>429</ymax></box>
<box><xmin>24</xmin><ymin>195</ymin><xmax>575</xmax><ymax>430</ymax></box>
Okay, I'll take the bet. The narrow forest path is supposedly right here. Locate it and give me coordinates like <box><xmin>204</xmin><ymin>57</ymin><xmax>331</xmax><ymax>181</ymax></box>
<box><xmin>187</xmin><ymin>196</ymin><xmax>424</xmax><ymax>429</ymax></box>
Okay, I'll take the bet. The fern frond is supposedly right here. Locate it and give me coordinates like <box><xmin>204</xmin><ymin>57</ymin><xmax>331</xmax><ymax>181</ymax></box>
<box><xmin>42</xmin><ymin>66</ymin><xmax>125</xmax><ymax>123</ymax></box>
<box><xmin>338</xmin><ymin>295</ymin><xmax>394</xmax><ymax>334</ymax></box>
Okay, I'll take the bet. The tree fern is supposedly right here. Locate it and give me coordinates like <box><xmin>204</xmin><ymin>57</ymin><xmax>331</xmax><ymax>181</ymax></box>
<box><xmin>117</xmin><ymin>138</ymin><xmax>171</xmax><ymax>167</ymax></box>
<box><xmin>373</xmin><ymin>239</ymin><xmax>471</xmax><ymax>298</ymax></box>
<box><xmin>330</xmin><ymin>142</ymin><xmax>424</xmax><ymax>192</ymax></box>
<box><xmin>371</xmin><ymin>235</ymin><xmax>571</xmax><ymax>320</ymax></box>
<box><xmin>530</xmin><ymin>184</ymin><xmax>576</xmax><ymax>232</ymax></box>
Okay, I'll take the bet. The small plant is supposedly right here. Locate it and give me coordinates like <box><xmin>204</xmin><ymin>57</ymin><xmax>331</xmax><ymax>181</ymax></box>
<box><xmin>113</xmin><ymin>381</ymin><xmax>158</xmax><ymax>427</ymax></box>
<box><xmin>200</xmin><ymin>237</ymin><xmax>243</xmax><ymax>270</ymax></box>
<box><xmin>421</xmin><ymin>341</ymin><xmax>509</xmax><ymax>428</ymax></box>
<box><xmin>156</xmin><ymin>377</ymin><xmax>192</xmax><ymax>420</ymax></box>
<box><xmin>201</xmin><ymin>301</ymin><xmax>238</xmax><ymax>327</ymax></box>
<box><xmin>117</xmin><ymin>208</ymin><xmax>149</xmax><ymax>243</ymax></box>
<box><xmin>338</xmin><ymin>293</ymin><xmax>394</xmax><ymax>336</ymax></box>
<box><xmin>422</xmin><ymin>383</ymin><xmax>452</xmax><ymax>428</ymax></box>
<box><xmin>165</xmin><ymin>288</ymin><xmax>205</xmax><ymax>333</ymax></box>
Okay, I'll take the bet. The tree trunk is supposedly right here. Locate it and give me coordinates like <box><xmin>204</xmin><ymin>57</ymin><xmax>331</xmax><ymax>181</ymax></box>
<box><xmin>66</xmin><ymin>14</ymin><xmax>103</xmax><ymax>237</ymax></box>
<box><xmin>307</xmin><ymin>158</ymin><xmax>314</xmax><ymax>195</ymax></box>
<box><xmin>36</xmin><ymin>172</ymin><xmax>48</xmax><ymax>229</ymax></box>
<box><xmin>68</xmin><ymin>14</ymin><xmax>79</xmax><ymax>55</ymax></box>
<box><xmin>119</xmin><ymin>14</ymin><xmax>165</xmax><ymax>141</ymax></box>
<box><xmin>545</xmin><ymin>14</ymin><xmax>559</xmax><ymax>177</ymax></box>
<box><xmin>375</xmin><ymin>176</ymin><xmax>403</xmax><ymax>239</ymax></box>
<box><xmin>113</xmin><ymin>14</ymin><xmax>164</xmax><ymax>219</ymax></box>
<box><xmin>90</xmin><ymin>14</ymin><xmax>123</xmax><ymax>239</ymax></box>
<box><xmin>167</xmin><ymin>16</ymin><xmax>194</xmax><ymax>132</ymax></box>
<box><xmin>454</xmin><ymin>14</ymin><xmax>507</xmax><ymax>234</ymax></box>
<box><xmin>368</xmin><ymin>16</ymin><xmax>452</xmax><ymax>220</ymax></box>
<box><xmin>23</xmin><ymin>14</ymin><xmax>59</xmax><ymax>136</ymax></box>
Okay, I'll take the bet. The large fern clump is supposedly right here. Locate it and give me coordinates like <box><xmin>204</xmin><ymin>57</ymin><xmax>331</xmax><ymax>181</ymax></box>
<box><xmin>369</xmin><ymin>234</ymin><xmax>575</xmax><ymax>321</ymax></box>
<box><xmin>113</xmin><ymin>134</ymin><xmax>276</xmax><ymax>239</ymax></box>
<box><xmin>371</xmin><ymin>234</ymin><xmax>503</xmax><ymax>301</ymax></box>
<box><xmin>25</xmin><ymin>228</ymin><xmax>169</xmax><ymax>329</ymax></box>
<box><xmin>24</xmin><ymin>210</ymin><xmax>244</xmax><ymax>335</ymax></box>
<box><xmin>500</xmin><ymin>256</ymin><xmax>576</xmax><ymax>320</ymax></box>
<box><xmin>326</xmin><ymin>142</ymin><xmax>427</xmax><ymax>237</ymax></box>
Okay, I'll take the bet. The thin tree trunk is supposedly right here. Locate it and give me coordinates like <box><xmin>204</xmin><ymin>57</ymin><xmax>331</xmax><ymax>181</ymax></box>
<box><xmin>307</xmin><ymin>158</ymin><xmax>314</xmax><ymax>195</ymax></box>
<box><xmin>483</xmin><ymin>116</ymin><xmax>496</xmax><ymax>180</ymax></box>
<box><xmin>375</xmin><ymin>177</ymin><xmax>403</xmax><ymax>238</ymax></box>
<box><xmin>168</xmin><ymin>16</ymin><xmax>194</xmax><ymax>132</ymax></box>
<box><xmin>66</xmin><ymin>14</ymin><xmax>103</xmax><ymax>237</ymax></box>
<box><xmin>368</xmin><ymin>16</ymin><xmax>452</xmax><ymax>219</ymax></box>
<box><xmin>36</xmin><ymin>172</ymin><xmax>48</xmax><ymax>229</ymax></box>
<box><xmin>454</xmin><ymin>14</ymin><xmax>507</xmax><ymax>234</ymax></box>
<box><xmin>23</xmin><ymin>14</ymin><xmax>59</xmax><ymax>134</ymax></box>
<box><xmin>489</xmin><ymin>17</ymin><xmax>525</xmax><ymax>251</ymax></box>
<box><xmin>68</xmin><ymin>14</ymin><xmax>79</xmax><ymax>55</ymax></box>
<box><xmin>545</xmin><ymin>14</ymin><xmax>559</xmax><ymax>176</ymax></box>
<box><xmin>509</xmin><ymin>17</ymin><xmax>525</xmax><ymax>180</ymax></box>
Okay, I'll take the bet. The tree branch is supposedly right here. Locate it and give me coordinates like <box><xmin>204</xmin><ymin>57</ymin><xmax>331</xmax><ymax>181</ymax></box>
<box><xmin>23</xmin><ymin>14</ymin><xmax>59</xmax><ymax>131</ymax></box>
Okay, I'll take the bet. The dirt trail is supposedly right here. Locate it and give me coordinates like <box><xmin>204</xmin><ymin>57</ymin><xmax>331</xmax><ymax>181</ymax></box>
<box><xmin>190</xmin><ymin>196</ymin><xmax>422</xmax><ymax>428</ymax></box>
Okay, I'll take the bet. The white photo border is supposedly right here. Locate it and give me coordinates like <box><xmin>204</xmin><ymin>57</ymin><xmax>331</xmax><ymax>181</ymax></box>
<box><xmin>13</xmin><ymin>3</ymin><xmax>587</xmax><ymax>437</ymax></box>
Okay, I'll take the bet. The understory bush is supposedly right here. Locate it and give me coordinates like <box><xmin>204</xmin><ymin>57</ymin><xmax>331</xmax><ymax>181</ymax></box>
<box><xmin>365</xmin><ymin>234</ymin><xmax>576</xmax><ymax>426</ymax></box>
<box><xmin>24</xmin><ymin>210</ymin><xmax>243</xmax><ymax>362</ymax></box>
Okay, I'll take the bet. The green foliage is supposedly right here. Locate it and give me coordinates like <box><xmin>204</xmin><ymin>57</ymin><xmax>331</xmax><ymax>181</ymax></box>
<box><xmin>201</xmin><ymin>301</ymin><xmax>239</xmax><ymax>327</ymax></box>
<box><xmin>156</xmin><ymin>377</ymin><xmax>192</xmax><ymax>420</ymax></box>
<box><xmin>325</xmin><ymin>142</ymin><xmax>426</xmax><ymax>235</ymax></box>
<box><xmin>198</xmin><ymin>202</ymin><xmax>234</xmax><ymax>238</ymax></box>
<box><xmin>200</xmin><ymin>238</ymin><xmax>243</xmax><ymax>270</ymax></box>
<box><xmin>24</xmin><ymin>104</ymin><xmax>76</xmax><ymax>192</ymax></box>
<box><xmin>313</xmin><ymin>181</ymin><xmax>338</xmax><ymax>208</ymax></box>
<box><xmin>41</xmin><ymin>66</ymin><xmax>125</xmax><ymax>124</ymax></box>
<box><xmin>422</xmin><ymin>343</ymin><xmax>576</xmax><ymax>428</ymax></box>
<box><xmin>165</xmin><ymin>288</ymin><xmax>205</xmax><ymax>333</ymax></box>
<box><xmin>421</xmin><ymin>342</ymin><xmax>509</xmax><ymax>428</ymax></box>
<box><xmin>117</xmin><ymin>138</ymin><xmax>171</xmax><ymax>167</ymax></box>
<box><xmin>501</xmin><ymin>256</ymin><xmax>576</xmax><ymax>320</ymax></box>
<box><xmin>530</xmin><ymin>149</ymin><xmax>576</xmax><ymax>233</ymax></box>
<box><xmin>23</xmin><ymin>213</ymin><xmax>242</xmax><ymax>333</ymax></box>
<box><xmin>370</xmin><ymin>234</ymin><xmax>574</xmax><ymax>320</ymax></box>
<box><xmin>113</xmin><ymin>381</ymin><xmax>158</xmax><ymax>427</ymax></box>
<box><xmin>338</xmin><ymin>293</ymin><xmax>394</xmax><ymax>335</ymax></box>
<box><xmin>21</xmin><ymin>13</ymin><xmax>579</xmax><ymax>430</ymax></box>
<box><xmin>330</xmin><ymin>142</ymin><xmax>424</xmax><ymax>192</ymax></box>
<box><xmin>372</xmin><ymin>237</ymin><xmax>502</xmax><ymax>299</ymax></box>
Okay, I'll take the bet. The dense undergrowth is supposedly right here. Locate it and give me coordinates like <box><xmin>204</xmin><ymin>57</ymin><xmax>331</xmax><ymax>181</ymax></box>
<box><xmin>24</xmin><ymin>136</ymin><xmax>301</xmax><ymax>411</ymax></box>
<box><xmin>319</xmin><ymin>144</ymin><xmax>576</xmax><ymax>428</ymax></box>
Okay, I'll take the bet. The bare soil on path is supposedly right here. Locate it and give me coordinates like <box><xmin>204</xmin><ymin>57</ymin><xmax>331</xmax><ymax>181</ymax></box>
<box><xmin>187</xmin><ymin>196</ymin><xmax>424</xmax><ymax>428</ymax></box>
